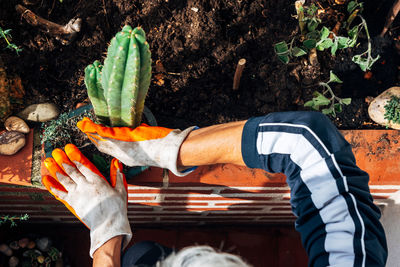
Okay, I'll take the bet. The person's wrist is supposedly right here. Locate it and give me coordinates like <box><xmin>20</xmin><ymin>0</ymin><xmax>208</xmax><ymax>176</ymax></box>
<box><xmin>93</xmin><ymin>235</ymin><xmax>123</xmax><ymax>267</ymax></box>
<box><xmin>89</xmin><ymin>212</ymin><xmax>132</xmax><ymax>257</ymax></box>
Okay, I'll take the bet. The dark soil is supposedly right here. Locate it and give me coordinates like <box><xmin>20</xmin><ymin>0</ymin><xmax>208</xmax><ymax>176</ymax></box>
<box><xmin>1</xmin><ymin>0</ymin><xmax>400</xmax><ymax>130</ymax></box>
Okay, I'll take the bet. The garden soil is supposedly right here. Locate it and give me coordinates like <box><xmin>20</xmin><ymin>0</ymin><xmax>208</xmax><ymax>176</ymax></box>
<box><xmin>1</xmin><ymin>0</ymin><xmax>399</xmax><ymax>131</ymax></box>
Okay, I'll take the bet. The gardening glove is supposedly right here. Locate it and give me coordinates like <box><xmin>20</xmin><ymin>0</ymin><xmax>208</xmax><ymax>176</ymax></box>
<box><xmin>77</xmin><ymin>117</ymin><xmax>197</xmax><ymax>176</ymax></box>
<box><xmin>41</xmin><ymin>144</ymin><xmax>132</xmax><ymax>257</ymax></box>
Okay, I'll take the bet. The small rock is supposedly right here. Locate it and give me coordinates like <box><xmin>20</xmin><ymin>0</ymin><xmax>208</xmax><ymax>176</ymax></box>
<box><xmin>368</xmin><ymin>87</ymin><xmax>400</xmax><ymax>129</ymax></box>
<box><xmin>0</xmin><ymin>243</ymin><xmax>12</xmax><ymax>256</ymax></box>
<box><xmin>36</xmin><ymin>237</ymin><xmax>52</xmax><ymax>252</ymax></box>
<box><xmin>22</xmin><ymin>249</ymin><xmax>41</xmax><ymax>258</ymax></box>
<box><xmin>37</xmin><ymin>255</ymin><xmax>45</xmax><ymax>264</ymax></box>
<box><xmin>9</xmin><ymin>256</ymin><xmax>19</xmax><ymax>267</ymax></box>
<box><xmin>27</xmin><ymin>241</ymin><xmax>36</xmax><ymax>249</ymax></box>
<box><xmin>4</xmin><ymin>116</ymin><xmax>30</xmax><ymax>133</ymax></box>
<box><xmin>0</xmin><ymin>131</ymin><xmax>25</xmax><ymax>155</ymax></box>
<box><xmin>18</xmin><ymin>103</ymin><xmax>59</xmax><ymax>122</ymax></box>
<box><xmin>9</xmin><ymin>241</ymin><xmax>19</xmax><ymax>250</ymax></box>
<box><xmin>18</xmin><ymin>238</ymin><xmax>29</xmax><ymax>248</ymax></box>
<box><xmin>191</xmin><ymin>7</ymin><xmax>198</xmax><ymax>12</ymax></box>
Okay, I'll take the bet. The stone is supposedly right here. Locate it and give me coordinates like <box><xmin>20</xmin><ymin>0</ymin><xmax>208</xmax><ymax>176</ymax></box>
<box><xmin>36</xmin><ymin>237</ymin><xmax>52</xmax><ymax>252</ymax></box>
<box><xmin>37</xmin><ymin>255</ymin><xmax>45</xmax><ymax>264</ymax></box>
<box><xmin>368</xmin><ymin>87</ymin><xmax>400</xmax><ymax>130</ymax></box>
<box><xmin>9</xmin><ymin>256</ymin><xmax>19</xmax><ymax>267</ymax></box>
<box><xmin>0</xmin><ymin>243</ymin><xmax>12</xmax><ymax>256</ymax></box>
<box><xmin>9</xmin><ymin>241</ymin><xmax>19</xmax><ymax>250</ymax></box>
<box><xmin>18</xmin><ymin>103</ymin><xmax>59</xmax><ymax>122</ymax></box>
<box><xmin>18</xmin><ymin>238</ymin><xmax>29</xmax><ymax>248</ymax></box>
<box><xmin>4</xmin><ymin>116</ymin><xmax>30</xmax><ymax>133</ymax></box>
<box><xmin>27</xmin><ymin>241</ymin><xmax>36</xmax><ymax>249</ymax></box>
<box><xmin>0</xmin><ymin>131</ymin><xmax>26</xmax><ymax>155</ymax></box>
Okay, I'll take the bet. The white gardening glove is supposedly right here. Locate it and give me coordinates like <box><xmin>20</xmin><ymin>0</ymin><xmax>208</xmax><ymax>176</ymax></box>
<box><xmin>42</xmin><ymin>144</ymin><xmax>132</xmax><ymax>257</ymax></box>
<box><xmin>77</xmin><ymin>117</ymin><xmax>197</xmax><ymax>176</ymax></box>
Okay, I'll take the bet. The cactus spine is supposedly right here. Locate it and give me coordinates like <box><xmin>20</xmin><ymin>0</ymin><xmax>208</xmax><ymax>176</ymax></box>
<box><xmin>84</xmin><ymin>25</ymin><xmax>152</xmax><ymax>127</ymax></box>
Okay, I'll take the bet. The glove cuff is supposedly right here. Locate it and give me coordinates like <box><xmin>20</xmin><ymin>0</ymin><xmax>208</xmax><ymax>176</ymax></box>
<box><xmin>161</xmin><ymin>126</ymin><xmax>197</xmax><ymax>177</ymax></box>
<box><xmin>89</xmin><ymin>218</ymin><xmax>132</xmax><ymax>258</ymax></box>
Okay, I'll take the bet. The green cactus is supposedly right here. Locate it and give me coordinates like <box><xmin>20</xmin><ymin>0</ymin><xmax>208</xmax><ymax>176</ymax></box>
<box><xmin>84</xmin><ymin>25</ymin><xmax>152</xmax><ymax>127</ymax></box>
<box><xmin>85</xmin><ymin>60</ymin><xmax>109</xmax><ymax>125</ymax></box>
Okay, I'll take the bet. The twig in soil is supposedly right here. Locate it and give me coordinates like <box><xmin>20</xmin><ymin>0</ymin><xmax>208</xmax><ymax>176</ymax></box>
<box><xmin>15</xmin><ymin>4</ymin><xmax>82</xmax><ymax>45</ymax></box>
<box><xmin>233</xmin><ymin>58</ymin><xmax>246</xmax><ymax>90</ymax></box>
<box><xmin>166</xmin><ymin>72</ymin><xmax>181</xmax><ymax>76</ymax></box>
<box><xmin>380</xmin><ymin>0</ymin><xmax>400</xmax><ymax>37</ymax></box>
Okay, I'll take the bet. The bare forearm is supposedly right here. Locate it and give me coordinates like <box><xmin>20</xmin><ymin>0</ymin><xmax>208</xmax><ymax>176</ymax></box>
<box><xmin>93</xmin><ymin>236</ymin><xmax>123</xmax><ymax>267</ymax></box>
<box><xmin>177</xmin><ymin>120</ymin><xmax>246</xmax><ymax>168</ymax></box>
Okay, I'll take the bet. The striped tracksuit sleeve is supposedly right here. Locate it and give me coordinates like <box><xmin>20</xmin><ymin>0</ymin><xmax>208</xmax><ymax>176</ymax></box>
<box><xmin>241</xmin><ymin>112</ymin><xmax>387</xmax><ymax>267</ymax></box>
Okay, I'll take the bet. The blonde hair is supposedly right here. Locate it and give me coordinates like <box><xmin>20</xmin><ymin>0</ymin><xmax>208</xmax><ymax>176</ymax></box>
<box><xmin>157</xmin><ymin>246</ymin><xmax>251</xmax><ymax>267</ymax></box>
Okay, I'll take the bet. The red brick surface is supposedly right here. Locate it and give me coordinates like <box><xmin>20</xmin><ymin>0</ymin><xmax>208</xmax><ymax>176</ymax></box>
<box><xmin>0</xmin><ymin>130</ymin><xmax>399</xmax><ymax>226</ymax></box>
<box><xmin>0</xmin><ymin>130</ymin><xmax>33</xmax><ymax>186</ymax></box>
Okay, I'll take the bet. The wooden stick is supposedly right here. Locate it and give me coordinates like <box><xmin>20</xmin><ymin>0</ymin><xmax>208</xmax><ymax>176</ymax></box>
<box><xmin>233</xmin><ymin>58</ymin><xmax>246</xmax><ymax>90</ymax></box>
<box><xmin>15</xmin><ymin>4</ymin><xmax>81</xmax><ymax>45</ymax></box>
<box><xmin>380</xmin><ymin>0</ymin><xmax>400</xmax><ymax>37</ymax></box>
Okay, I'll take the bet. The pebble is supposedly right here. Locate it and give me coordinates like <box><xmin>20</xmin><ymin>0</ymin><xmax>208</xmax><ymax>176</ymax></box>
<box><xmin>0</xmin><ymin>243</ymin><xmax>12</xmax><ymax>256</ymax></box>
<box><xmin>368</xmin><ymin>86</ymin><xmax>400</xmax><ymax>130</ymax></box>
<box><xmin>18</xmin><ymin>103</ymin><xmax>59</xmax><ymax>122</ymax></box>
<box><xmin>27</xmin><ymin>241</ymin><xmax>36</xmax><ymax>249</ymax></box>
<box><xmin>0</xmin><ymin>131</ymin><xmax>26</xmax><ymax>155</ymax></box>
<box><xmin>22</xmin><ymin>249</ymin><xmax>41</xmax><ymax>258</ymax></box>
<box><xmin>9</xmin><ymin>256</ymin><xmax>19</xmax><ymax>267</ymax></box>
<box><xmin>37</xmin><ymin>237</ymin><xmax>52</xmax><ymax>252</ymax></box>
<box><xmin>9</xmin><ymin>241</ymin><xmax>19</xmax><ymax>250</ymax></box>
<box><xmin>18</xmin><ymin>238</ymin><xmax>29</xmax><ymax>248</ymax></box>
<box><xmin>37</xmin><ymin>255</ymin><xmax>45</xmax><ymax>264</ymax></box>
<box><xmin>4</xmin><ymin>116</ymin><xmax>30</xmax><ymax>133</ymax></box>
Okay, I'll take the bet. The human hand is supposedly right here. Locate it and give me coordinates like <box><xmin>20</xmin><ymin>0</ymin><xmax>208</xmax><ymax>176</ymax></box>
<box><xmin>77</xmin><ymin>117</ymin><xmax>196</xmax><ymax>176</ymax></box>
<box><xmin>42</xmin><ymin>144</ymin><xmax>132</xmax><ymax>257</ymax></box>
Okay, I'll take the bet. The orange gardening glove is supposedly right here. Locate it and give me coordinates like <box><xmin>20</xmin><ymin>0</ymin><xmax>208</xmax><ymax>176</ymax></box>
<box><xmin>42</xmin><ymin>144</ymin><xmax>132</xmax><ymax>257</ymax></box>
<box><xmin>77</xmin><ymin>117</ymin><xmax>197</xmax><ymax>176</ymax></box>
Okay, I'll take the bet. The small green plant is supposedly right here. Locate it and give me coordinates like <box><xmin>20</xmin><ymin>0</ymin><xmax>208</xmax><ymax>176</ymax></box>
<box><xmin>274</xmin><ymin>1</ymin><xmax>378</xmax><ymax>72</ymax></box>
<box><xmin>349</xmin><ymin>14</ymin><xmax>380</xmax><ymax>71</ymax></box>
<box><xmin>304</xmin><ymin>71</ymin><xmax>351</xmax><ymax>117</ymax></box>
<box><xmin>85</xmin><ymin>25</ymin><xmax>152</xmax><ymax>127</ymax></box>
<box><xmin>0</xmin><ymin>214</ymin><xmax>29</xmax><ymax>227</ymax></box>
<box><xmin>0</xmin><ymin>27</ymin><xmax>22</xmax><ymax>55</ymax></box>
<box><xmin>384</xmin><ymin>95</ymin><xmax>400</xmax><ymax>126</ymax></box>
<box><xmin>41</xmin><ymin>109</ymin><xmax>96</xmax><ymax>147</ymax></box>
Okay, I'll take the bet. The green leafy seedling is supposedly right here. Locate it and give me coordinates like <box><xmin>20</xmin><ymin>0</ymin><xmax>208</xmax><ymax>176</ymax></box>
<box><xmin>275</xmin><ymin>1</ymin><xmax>379</xmax><ymax>72</ymax></box>
<box><xmin>0</xmin><ymin>213</ymin><xmax>29</xmax><ymax>227</ymax></box>
<box><xmin>274</xmin><ymin>41</ymin><xmax>290</xmax><ymax>64</ymax></box>
<box><xmin>304</xmin><ymin>71</ymin><xmax>351</xmax><ymax>117</ymax></box>
<box><xmin>0</xmin><ymin>27</ymin><xmax>22</xmax><ymax>55</ymax></box>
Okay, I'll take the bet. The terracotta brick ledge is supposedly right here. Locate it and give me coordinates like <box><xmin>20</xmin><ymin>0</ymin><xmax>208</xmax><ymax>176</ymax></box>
<box><xmin>0</xmin><ymin>129</ymin><xmax>399</xmax><ymax>224</ymax></box>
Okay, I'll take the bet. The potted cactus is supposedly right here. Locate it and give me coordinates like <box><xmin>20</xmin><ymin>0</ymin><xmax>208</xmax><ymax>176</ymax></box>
<box><xmin>85</xmin><ymin>25</ymin><xmax>152</xmax><ymax>128</ymax></box>
<box><xmin>42</xmin><ymin>25</ymin><xmax>155</xmax><ymax>179</ymax></box>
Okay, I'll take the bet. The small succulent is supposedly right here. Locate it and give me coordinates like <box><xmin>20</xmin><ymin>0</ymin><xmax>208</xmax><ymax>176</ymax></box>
<box><xmin>384</xmin><ymin>95</ymin><xmax>400</xmax><ymax>126</ymax></box>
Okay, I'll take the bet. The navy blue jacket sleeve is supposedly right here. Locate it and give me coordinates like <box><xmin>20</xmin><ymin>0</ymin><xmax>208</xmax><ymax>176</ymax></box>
<box><xmin>241</xmin><ymin>111</ymin><xmax>387</xmax><ymax>267</ymax></box>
